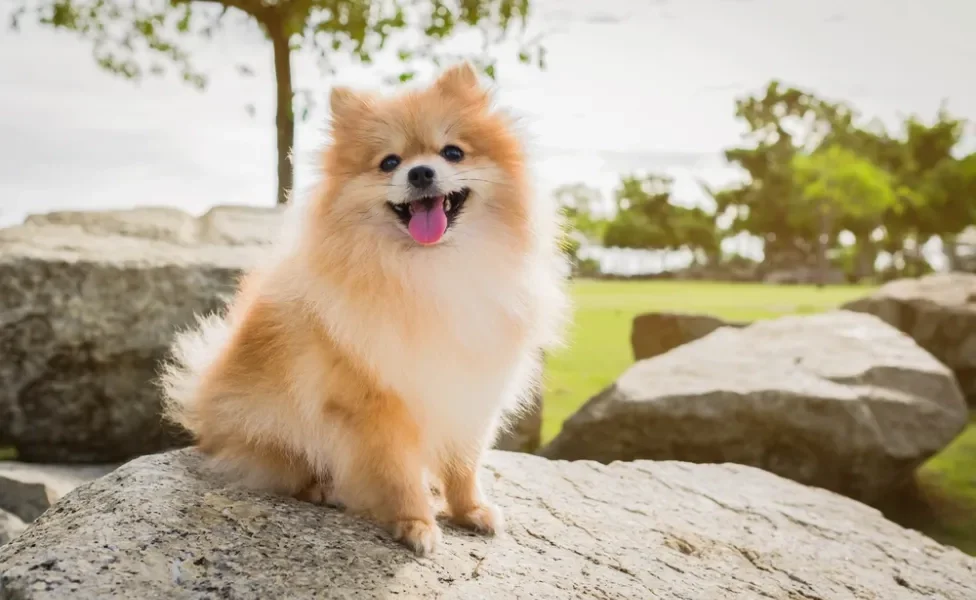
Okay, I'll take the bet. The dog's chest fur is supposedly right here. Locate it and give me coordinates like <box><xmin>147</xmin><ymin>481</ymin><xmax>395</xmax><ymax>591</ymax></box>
<box><xmin>311</xmin><ymin>244</ymin><xmax>547</xmax><ymax>456</ymax></box>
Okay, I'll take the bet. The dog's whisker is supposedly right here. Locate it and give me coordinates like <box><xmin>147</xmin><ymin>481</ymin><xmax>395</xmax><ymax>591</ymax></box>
<box><xmin>454</xmin><ymin>178</ymin><xmax>505</xmax><ymax>185</ymax></box>
<box><xmin>452</xmin><ymin>167</ymin><xmax>494</xmax><ymax>176</ymax></box>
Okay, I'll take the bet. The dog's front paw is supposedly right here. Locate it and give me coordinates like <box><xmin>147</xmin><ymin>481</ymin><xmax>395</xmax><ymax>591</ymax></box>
<box><xmin>452</xmin><ymin>503</ymin><xmax>504</xmax><ymax>536</ymax></box>
<box><xmin>392</xmin><ymin>518</ymin><xmax>442</xmax><ymax>556</ymax></box>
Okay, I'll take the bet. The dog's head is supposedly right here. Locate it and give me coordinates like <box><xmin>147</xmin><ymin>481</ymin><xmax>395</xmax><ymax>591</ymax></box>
<box><xmin>314</xmin><ymin>62</ymin><xmax>532</xmax><ymax>255</ymax></box>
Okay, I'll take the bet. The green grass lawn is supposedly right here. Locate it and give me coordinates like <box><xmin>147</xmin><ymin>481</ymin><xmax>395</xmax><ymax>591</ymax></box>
<box><xmin>885</xmin><ymin>414</ymin><xmax>976</xmax><ymax>555</ymax></box>
<box><xmin>541</xmin><ymin>278</ymin><xmax>976</xmax><ymax>555</ymax></box>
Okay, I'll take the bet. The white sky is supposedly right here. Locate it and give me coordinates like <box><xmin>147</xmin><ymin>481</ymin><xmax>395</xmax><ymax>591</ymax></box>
<box><xmin>1</xmin><ymin>0</ymin><xmax>974</xmax><ymax>228</ymax></box>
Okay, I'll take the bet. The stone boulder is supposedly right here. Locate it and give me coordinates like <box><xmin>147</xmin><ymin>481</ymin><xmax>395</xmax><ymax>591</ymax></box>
<box><xmin>22</xmin><ymin>205</ymin><xmax>285</xmax><ymax>247</ymax></box>
<box><xmin>843</xmin><ymin>272</ymin><xmax>976</xmax><ymax>406</ymax></box>
<box><xmin>494</xmin><ymin>353</ymin><xmax>546</xmax><ymax>453</ymax></box>
<box><xmin>0</xmin><ymin>207</ymin><xmax>280</xmax><ymax>462</ymax></box>
<box><xmin>493</xmin><ymin>386</ymin><xmax>543</xmax><ymax>453</ymax></box>
<box><xmin>0</xmin><ymin>510</ymin><xmax>24</xmax><ymax>547</ymax></box>
<box><xmin>2</xmin><ymin>449</ymin><xmax>974</xmax><ymax>599</ymax></box>
<box><xmin>542</xmin><ymin>310</ymin><xmax>968</xmax><ymax>504</ymax></box>
<box><xmin>0</xmin><ymin>462</ymin><xmax>117</xmax><ymax>523</ymax></box>
<box><xmin>23</xmin><ymin>206</ymin><xmax>200</xmax><ymax>245</ymax></box>
<box><xmin>630</xmin><ymin>312</ymin><xmax>746</xmax><ymax>361</ymax></box>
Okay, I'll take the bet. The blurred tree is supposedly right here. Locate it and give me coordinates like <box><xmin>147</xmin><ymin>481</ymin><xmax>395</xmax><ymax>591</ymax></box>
<box><xmin>603</xmin><ymin>174</ymin><xmax>719</xmax><ymax>266</ymax></box>
<box><xmin>671</xmin><ymin>206</ymin><xmax>721</xmax><ymax>265</ymax></box>
<box><xmin>712</xmin><ymin>80</ymin><xmax>973</xmax><ymax>280</ymax></box>
<box><xmin>836</xmin><ymin>108</ymin><xmax>970</xmax><ymax>276</ymax></box>
<box><xmin>888</xmin><ymin>112</ymin><xmax>970</xmax><ymax>275</ymax></box>
<box><xmin>603</xmin><ymin>174</ymin><xmax>674</xmax><ymax>252</ymax></box>
<box><xmin>925</xmin><ymin>151</ymin><xmax>976</xmax><ymax>270</ymax></box>
<box><xmin>817</xmin><ymin>117</ymin><xmax>900</xmax><ymax>278</ymax></box>
<box><xmin>791</xmin><ymin>145</ymin><xmax>899</xmax><ymax>285</ymax></box>
<box><xmin>552</xmin><ymin>183</ymin><xmax>607</xmax><ymax>277</ymax></box>
<box><xmin>10</xmin><ymin>0</ymin><xmax>545</xmax><ymax>204</ymax></box>
<box><xmin>714</xmin><ymin>81</ymin><xmax>855</xmax><ymax>271</ymax></box>
<box><xmin>553</xmin><ymin>182</ymin><xmax>607</xmax><ymax>242</ymax></box>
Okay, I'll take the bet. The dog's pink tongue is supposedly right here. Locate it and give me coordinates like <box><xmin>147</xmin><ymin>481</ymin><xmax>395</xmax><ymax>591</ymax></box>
<box><xmin>407</xmin><ymin>198</ymin><xmax>448</xmax><ymax>245</ymax></box>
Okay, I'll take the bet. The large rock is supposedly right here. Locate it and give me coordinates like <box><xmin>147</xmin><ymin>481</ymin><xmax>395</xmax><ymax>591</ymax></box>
<box><xmin>542</xmin><ymin>310</ymin><xmax>968</xmax><ymax>504</ymax></box>
<box><xmin>23</xmin><ymin>207</ymin><xmax>200</xmax><ymax>244</ymax></box>
<box><xmin>0</xmin><ymin>207</ymin><xmax>281</xmax><ymax>462</ymax></box>
<box><xmin>493</xmin><ymin>387</ymin><xmax>542</xmax><ymax>453</ymax></box>
<box><xmin>22</xmin><ymin>205</ymin><xmax>285</xmax><ymax>247</ymax></box>
<box><xmin>494</xmin><ymin>354</ymin><xmax>545</xmax><ymax>453</ymax></box>
<box><xmin>843</xmin><ymin>272</ymin><xmax>976</xmax><ymax>406</ymax></box>
<box><xmin>0</xmin><ymin>510</ymin><xmax>24</xmax><ymax>546</ymax></box>
<box><xmin>1</xmin><ymin>449</ymin><xmax>974</xmax><ymax>599</ymax></box>
<box><xmin>630</xmin><ymin>312</ymin><xmax>746</xmax><ymax>361</ymax></box>
<box><xmin>0</xmin><ymin>462</ymin><xmax>117</xmax><ymax>523</ymax></box>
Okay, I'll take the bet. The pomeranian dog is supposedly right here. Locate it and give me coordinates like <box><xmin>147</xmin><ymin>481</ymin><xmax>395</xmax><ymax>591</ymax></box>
<box><xmin>160</xmin><ymin>62</ymin><xmax>569</xmax><ymax>556</ymax></box>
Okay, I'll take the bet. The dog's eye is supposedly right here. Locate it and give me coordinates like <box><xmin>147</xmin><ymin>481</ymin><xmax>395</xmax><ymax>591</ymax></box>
<box><xmin>379</xmin><ymin>154</ymin><xmax>401</xmax><ymax>173</ymax></box>
<box><xmin>440</xmin><ymin>145</ymin><xmax>464</xmax><ymax>163</ymax></box>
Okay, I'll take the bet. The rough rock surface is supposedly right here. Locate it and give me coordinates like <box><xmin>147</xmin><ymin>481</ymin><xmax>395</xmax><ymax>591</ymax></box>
<box><xmin>2</xmin><ymin>449</ymin><xmax>975</xmax><ymax>599</ymax></box>
<box><xmin>494</xmin><ymin>353</ymin><xmax>546</xmax><ymax>453</ymax></box>
<box><xmin>0</xmin><ymin>207</ymin><xmax>278</xmax><ymax>462</ymax></box>
<box><xmin>493</xmin><ymin>386</ymin><xmax>543</xmax><ymax>453</ymax></box>
<box><xmin>0</xmin><ymin>462</ymin><xmax>117</xmax><ymax>523</ymax></box>
<box><xmin>843</xmin><ymin>272</ymin><xmax>976</xmax><ymax>406</ymax></box>
<box><xmin>0</xmin><ymin>510</ymin><xmax>24</xmax><ymax>546</ymax></box>
<box><xmin>631</xmin><ymin>311</ymin><xmax>746</xmax><ymax>361</ymax></box>
<box><xmin>542</xmin><ymin>310</ymin><xmax>968</xmax><ymax>504</ymax></box>
<box><xmin>22</xmin><ymin>205</ymin><xmax>286</xmax><ymax>247</ymax></box>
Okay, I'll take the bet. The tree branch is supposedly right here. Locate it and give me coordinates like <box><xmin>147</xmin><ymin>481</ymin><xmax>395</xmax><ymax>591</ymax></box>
<box><xmin>172</xmin><ymin>0</ymin><xmax>270</xmax><ymax>22</ymax></box>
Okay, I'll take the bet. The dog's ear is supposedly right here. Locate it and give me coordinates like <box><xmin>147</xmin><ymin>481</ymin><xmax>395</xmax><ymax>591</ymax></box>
<box><xmin>432</xmin><ymin>62</ymin><xmax>491</xmax><ymax>107</ymax></box>
<box><xmin>434</xmin><ymin>62</ymin><xmax>481</xmax><ymax>96</ymax></box>
<box><xmin>328</xmin><ymin>86</ymin><xmax>372</xmax><ymax>127</ymax></box>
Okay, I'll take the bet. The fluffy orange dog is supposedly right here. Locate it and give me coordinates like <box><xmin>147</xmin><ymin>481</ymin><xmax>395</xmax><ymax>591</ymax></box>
<box><xmin>160</xmin><ymin>63</ymin><xmax>569</xmax><ymax>555</ymax></box>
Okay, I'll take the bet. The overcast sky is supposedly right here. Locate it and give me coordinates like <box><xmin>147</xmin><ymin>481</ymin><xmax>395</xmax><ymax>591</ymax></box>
<box><xmin>1</xmin><ymin>0</ymin><xmax>974</xmax><ymax>227</ymax></box>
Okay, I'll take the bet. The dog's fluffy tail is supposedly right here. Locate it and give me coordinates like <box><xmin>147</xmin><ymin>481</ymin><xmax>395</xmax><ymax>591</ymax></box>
<box><xmin>158</xmin><ymin>312</ymin><xmax>232</xmax><ymax>436</ymax></box>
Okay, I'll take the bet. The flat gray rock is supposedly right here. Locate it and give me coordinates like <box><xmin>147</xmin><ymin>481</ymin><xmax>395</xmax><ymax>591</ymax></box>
<box><xmin>843</xmin><ymin>272</ymin><xmax>976</xmax><ymax>406</ymax></box>
<box><xmin>542</xmin><ymin>310</ymin><xmax>968</xmax><ymax>504</ymax></box>
<box><xmin>0</xmin><ymin>213</ymin><xmax>272</xmax><ymax>462</ymax></box>
<box><xmin>493</xmin><ymin>385</ymin><xmax>543</xmax><ymax>453</ymax></box>
<box><xmin>0</xmin><ymin>462</ymin><xmax>117</xmax><ymax>523</ymax></box>
<box><xmin>0</xmin><ymin>510</ymin><xmax>24</xmax><ymax>546</ymax></box>
<box><xmin>494</xmin><ymin>352</ymin><xmax>546</xmax><ymax>453</ymax></box>
<box><xmin>630</xmin><ymin>311</ymin><xmax>746</xmax><ymax>361</ymax></box>
<box><xmin>22</xmin><ymin>205</ymin><xmax>286</xmax><ymax>247</ymax></box>
<box><xmin>2</xmin><ymin>449</ymin><xmax>975</xmax><ymax>599</ymax></box>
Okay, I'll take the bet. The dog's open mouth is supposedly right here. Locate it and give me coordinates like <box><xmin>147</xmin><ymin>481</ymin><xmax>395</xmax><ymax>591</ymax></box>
<box><xmin>387</xmin><ymin>188</ymin><xmax>470</xmax><ymax>245</ymax></box>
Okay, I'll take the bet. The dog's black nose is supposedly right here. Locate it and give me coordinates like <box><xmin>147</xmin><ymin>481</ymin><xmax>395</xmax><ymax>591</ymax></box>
<box><xmin>408</xmin><ymin>165</ymin><xmax>436</xmax><ymax>189</ymax></box>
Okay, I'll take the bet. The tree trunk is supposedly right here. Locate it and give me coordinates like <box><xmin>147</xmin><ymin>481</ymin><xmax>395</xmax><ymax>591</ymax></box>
<box><xmin>270</xmin><ymin>24</ymin><xmax>294</xmax><ymax>205</ymax></box>
<box><xmin>854</xmin><ymin>239</ymin><xmax>876</xmax><ymax>282</ymax></box>
<box><xmin>904</xmin><ymin>236</ymin><xmax>926</xmax><ymax>277</ymax></box>
<box><xmin>817</xmin><ymin>204</ymin><xmax>832</xmax><ymax>288</ymax></box>
<box><xmin>944</xmin><ymin>234</ymin><xmax>960</xmax><ymax>272</ymax></box>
